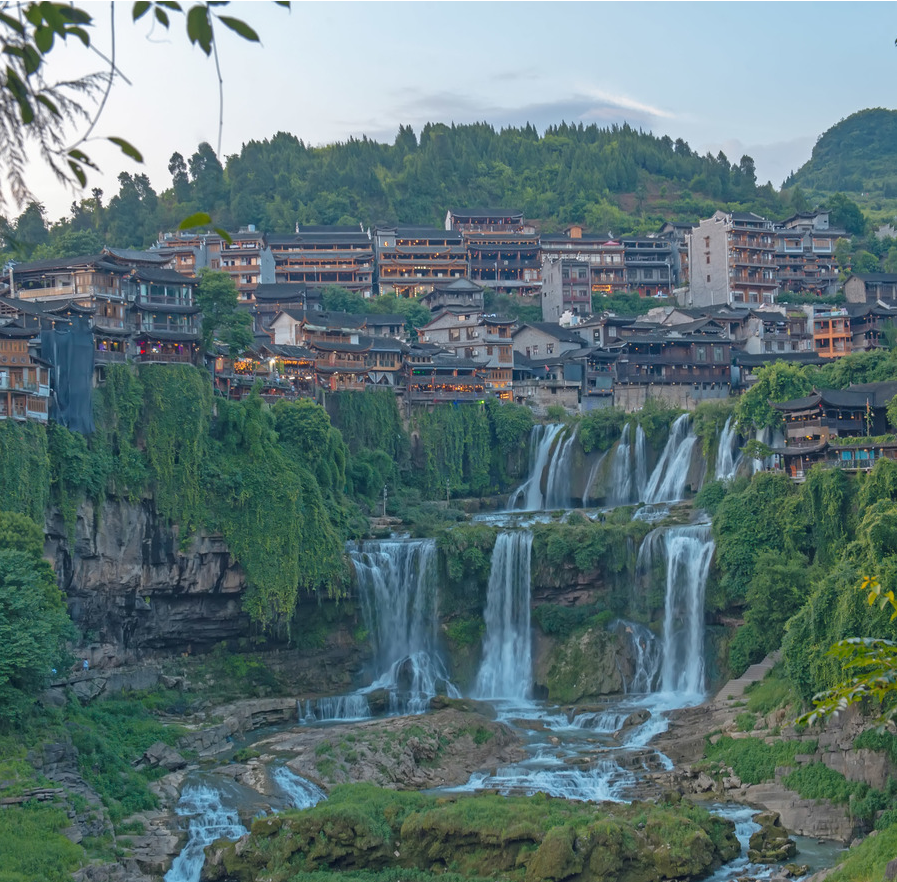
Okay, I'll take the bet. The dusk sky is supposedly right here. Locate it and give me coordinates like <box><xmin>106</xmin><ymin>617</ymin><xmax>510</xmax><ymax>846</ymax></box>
<box><xmin>18</xmin><ymin>1</ymin><xmax>897</xmax><ymax>221</ymax></box>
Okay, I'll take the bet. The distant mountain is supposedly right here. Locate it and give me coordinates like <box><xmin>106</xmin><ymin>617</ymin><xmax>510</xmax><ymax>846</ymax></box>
<box><xmin>785</xmin><ymin>108</ymin><xmax>897</xmax><ymax>196</ymax></box>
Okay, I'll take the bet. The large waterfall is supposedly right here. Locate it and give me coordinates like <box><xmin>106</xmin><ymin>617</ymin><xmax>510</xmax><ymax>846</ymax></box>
<box><xmin>508</xmin><ymin>424</ymin><xmax>568</xmax><ymax>511</ymax></box>
<box><xmin>659</xmin><ymin>524</ymin><xmax>714</xmax><ymax>698</ymax></box>
<box><xmin>643</xmin><ymin>414</ymin><xmax>696</xmax><ymax>504</ymax></box>
<box><xmin>324</xmin><ymin>539</ymin><xmax>459</xmax><ymax>717</ymax></box>
<box><xmin>544</xmin><ymin>426</ymin><xmax>578</xmax><ymax>510</ymax></box>
<box><xmin>715</xmin><ymin>416</ymin><xmax>741</xmax><ymax>481</ymax></box>
<box><xmin>474</xmin><ymin>531</ymin><xmax>534</xmax><ymax>700</ymax></box>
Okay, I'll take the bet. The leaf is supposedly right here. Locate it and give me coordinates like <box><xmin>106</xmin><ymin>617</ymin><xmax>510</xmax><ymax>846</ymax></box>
<box><xmin>213</xmin><ymin>226</ymin><xmax>233</xmax><ymax>245</ymax></box>
<box><xmin>132</xmin><ymin>1</ymin><xmax>151</xmax><ymax>20</ymax></box>
<box><xmin>35</xmin><ymin>93</ymin><xmax>60</xmax><ymax>116</ymax></box>
<box><xmin>68</xmin><ymin>160</ymin><xmax>87</xmax><ymax>187</ymax></box>
<box><xmin>177</xmin><ymin>212</ymin><xmax>212</xmax><ymax>230</ymax></box>
<box><xmin>107</xmin><ymin>137</ymin><xmax>144</xmax><ymax>163</ymax></box>
<box><xmin>157</xmin><ymin>1</ymin><xmax>184</xmax><ymax>9</ymax></box>
<box><xmin>217</xmin><ymin>15</ymin><xmax>259</xmax><ymax>42</ymax></box>
<box><xmin>0</xmin><ymin>12</ymin><xmax>27</xmax><ymax>36</ymax></box>
<box><xmin>186</xmin><ymin>4</ymin><xmax>213</xmax><ymax>55</ymax></box>
<box><xmin>67</xmin><ymin>26</ymin><xmax>90</xmax><ymax>47</ymax></box>
<box><xmin>34</xmin><ymin>26</ymin><xmax>55</xmax><ymax>54</ymax></box>
<box><xmin>67</xmin><ymin>148</ymin><xmax>97</xmax><ymax>169</ymax></box>
<box><xmin>274</xmin><ymin>1</ymin><xmax>291</xmax><ymax>7</ymax></box>
<box><xmin>154</xmin><ymin>6</ymin><xmax>170</xmax><ymax>28</ymax></box>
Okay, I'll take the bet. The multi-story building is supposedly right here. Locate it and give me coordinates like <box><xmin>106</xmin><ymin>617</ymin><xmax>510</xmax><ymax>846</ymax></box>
<box><xmin>0</xmin><ymin>324</ymin><xmax>50</xmax><ymax>423</ymax></box>
<box><xmin>542</xmin><ymin>224</ymin><xmax>627</xmax><ymax>312</ymax></box>
<box><xmin>374</xmin><ymin>226</ymin><xmax>467</xmax><ymax>298</ymax></box>
<box><xmin>153</xmin><ymin>230</ymin><xmax>223</xmax><ymax>276</ymax></box>
<box><xmin>218</xmin><ymin>228</ymin><xmax>276</xmax><ymax>303</ymax></box>
<box><xmin>417</xmin><ymin>310</ymin><xmax>515</xmax><ymax>397</ymax></box>
<box><xmin>810</xmin><ymin>307</ymin><xmax>851</xmax><ymax>359</ymax></box>
<box><xmin>541</xmin><ymin>258</ymin><xmax>592</xmax><ymax>321</ymax></box>
<box><xmin>774</xmin><ymin>212</ymin><xmax>845</xmax><ymax>297</ymax></box>
<box><xmin>269</xmin><ymin>226</ymin><xmax>374</xmax><ymax>298</ymax></box>
<box><xmin>420</xmin><ymin>278</ymin><xmax>485</xmax><ymax>315</ymax></box>
<box><xmin>657</xmin><ymin>221</ymin><xmax>693</xmax><ymax>287</ymax></box>
<box><xmin>844</xmin><ymin>273</ymin><xmax>897</xmax><ymax>305</ymax></box>
<box><xmin>446</xmin><ymin>209</ymin><xmax>541</xmax><ymax>297</ymax></box>
<box><xmin>622</xmin><ymin>237</ymin><xmax>675</xmax><ymax>297</ymax></box>
<box><xmin>686</xmin><ymin>211</ymin><xmax>778</xmax><ymax>307</ymax></box>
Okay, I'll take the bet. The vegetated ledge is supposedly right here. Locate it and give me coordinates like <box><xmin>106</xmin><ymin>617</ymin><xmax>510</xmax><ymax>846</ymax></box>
<box><xmin>201</xmin><ymin>784</ymin><xmax>739</xmax><ymax>882</ymax></box>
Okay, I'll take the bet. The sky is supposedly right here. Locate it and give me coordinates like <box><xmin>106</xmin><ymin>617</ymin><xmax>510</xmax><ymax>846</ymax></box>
<box><xmin>13</xmin><ymin>1</ymin><xmax>897</xmax><ymax>223</ymax></box>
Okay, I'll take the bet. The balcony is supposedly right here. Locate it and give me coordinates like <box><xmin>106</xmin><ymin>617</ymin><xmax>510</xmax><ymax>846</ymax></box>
<box><xmin>136</xmin><ymin>351</ymin><xmax>193</xmax><ymax>364</ymax></box>
<box><xmin>95</xmin><ymin>350</ymin><xmax>128</xmax><ymax>364</ymax></box>
<box><xmin>316</xmin><ymin>358</ymin><xmax>366</xmax><ymax>370</ymax></box>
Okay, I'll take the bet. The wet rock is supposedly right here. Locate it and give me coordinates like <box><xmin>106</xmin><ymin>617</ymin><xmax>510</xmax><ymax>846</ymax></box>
<box><xmin>783</xmin><ymin>864</ymin><xmax>810</xmax><ymax>877</ymax></box>
<box><xmin>885</xmin><ymin>858</ymin><xmax>897</xmax><ymax>880</ymax></box>
<box><xmin>618</xmin><ymin>708</ymin><xmax>651</xmax><ymax>733</ymax></box>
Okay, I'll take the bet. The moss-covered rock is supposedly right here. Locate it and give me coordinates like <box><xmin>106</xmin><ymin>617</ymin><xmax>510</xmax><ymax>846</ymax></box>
<box><xmin>201</xmin><ymin>785</ymin><xmax>738</xmax><ymax>882</ymax></box>
<box><xmin>536</xmin><ymin>626</ymin><xmax>623</xmax><ymax>703</ymax></box>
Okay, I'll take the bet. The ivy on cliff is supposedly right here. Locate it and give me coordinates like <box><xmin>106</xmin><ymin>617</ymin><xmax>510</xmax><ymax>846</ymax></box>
<box><xmin>0</xmin><ymin>421</ymin><xmax>49</xmax><ymax>522</ymax></box>
<box><xmin>139</xmin><ymin>364</ymin><xmax>213</xmax><ymax>537</ymax></box>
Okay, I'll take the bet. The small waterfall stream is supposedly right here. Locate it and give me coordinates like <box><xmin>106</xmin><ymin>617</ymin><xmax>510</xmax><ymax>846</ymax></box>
<box><xmin>715</xmin><ymin>416</ymin><xmax>742</xmax><ymax>481</ymax></box>
<box><xmin>164</xmin><ymin>785</ymin><xmax>247</xmax><ymax>882</ymax></box>
<box><xmin>609</xmin><ymin>423</ymin><xmax>650</xmax><ymax>506</ymax></box>
<box><xmin>508</xmin><ymin>424</ymin><xmax>566</xmax><ymax>511</ymax></box>
<box><xmin>474</xmin><ymin>531</ymin><xmax>534</xmax><ymax>700</ymax></box>
<box><xmin>644</xmin><ymin>414</ymin><xmax>697</xmax><ymax>503</ymax></box>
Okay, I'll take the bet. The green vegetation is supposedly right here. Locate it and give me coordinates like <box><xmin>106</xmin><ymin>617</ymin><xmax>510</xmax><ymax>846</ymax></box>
<box><xmin>0</xmin><ymin>801</ymin><xmax>83</xmax><ymax>882</ymax></box>
<box><xmin>206</xmin><ymin>783</ymin><xmax>739</xmax><ymax>882</ymax></box>
<box><xmin>0</xmin><ymin>513</ymin><xmax>72</xmax><ymax>722</ymax></box>
<box><xmin>826</xmin><ymin>824</ymin><xmax>897</xmax><ymax>882</ymax></box>
<box><xmin>702</xmin><ymin>736</ymin><xmax>805</xmax><ymax>785</ymax></box>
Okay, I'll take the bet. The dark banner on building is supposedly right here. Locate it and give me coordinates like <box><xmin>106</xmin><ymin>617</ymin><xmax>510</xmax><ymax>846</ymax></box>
<box><xmin>41</xmin><ymin>315</ymin><xmax>95</xmax><ymax>434</ymax></box>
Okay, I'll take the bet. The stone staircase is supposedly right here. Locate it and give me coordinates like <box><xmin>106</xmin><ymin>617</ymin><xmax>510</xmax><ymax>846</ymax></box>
<box><xmin>714</xmin><ymin>651</ymin><xmax>781</xmax><ymax>703</ymax></box>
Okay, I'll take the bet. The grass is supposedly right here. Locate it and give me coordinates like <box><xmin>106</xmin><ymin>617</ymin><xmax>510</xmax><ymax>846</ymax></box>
<box><xmin>827</xmin><ymin>823</ymin><xmax>897</xmax><ymax>882</ymax></box>
<box><xmin>702</xmin><ymin>736</ymin><xmax>811</xmax><ymax>785</ymax></box>
<box><xmin>744</xmin><ymin>668</ymin><xmax>799</xmax><ymax>716</ymax></box>
<box><xmin>0</xmin><ymin>802</ymin><xmax>83</xmax><ymax>882</ymax></box>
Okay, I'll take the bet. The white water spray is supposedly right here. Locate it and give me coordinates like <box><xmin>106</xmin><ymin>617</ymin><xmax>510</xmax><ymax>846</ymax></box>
<box><xmin>508</xmin><ymin>424</ymin><xmax>565</xmax><ymax>511</ymax></box>
<box><xmin>474</xmin><ymin>531</ymin><xmax>534</xmax><ymax>700</ymax></box>
<box><xmin>644</xmin><ymin>414</ymin><xmax>696</xmax><ymax>503</ymax></box>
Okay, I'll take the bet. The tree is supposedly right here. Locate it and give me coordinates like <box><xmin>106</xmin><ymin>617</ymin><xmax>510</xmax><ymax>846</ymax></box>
<box><xmin>853</xmin><ymin>250</ymin><xmax>882</xmax><ymax>274</ymax></box>
<box><xmin>827</xmin><ymin>193</ymin><xmax>868</xmax><ymax>237</ymax></box>
<box><xmin>0</xmin><ymin>2</ymin><xmax>288</xmax><ymax>209</ymax></box>
<box><xmin>195</xmin><ymin>269</ymin><xmax>253</xmax><ymax>355</ymax></box>
<box><xmin>0</xmin><ymin>512</ymin><xmax>72</xmax><ymax>723</ymax></box>
<box><xmin>734</xmin><ymin>361</ymin><xmax>813</xmax><ymax>433</ymax></box>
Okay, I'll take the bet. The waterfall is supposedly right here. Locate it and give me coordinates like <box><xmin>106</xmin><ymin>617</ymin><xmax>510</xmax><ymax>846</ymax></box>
<box><xmin>715</xmin><ymin>416</ymin><xmax>741</xmax><ymax>481</ymax></box>
<box><xmin>272</xmin><ymin>767</ymin><xmax>327</xmax><ymax>809</ymax></box>
<box><xmin>474</xmin><ymin>531</ymin><xmax>534</xmax><ymax>700</ymax></box>
<box><xmin>507</xmin><ymin>424</ymin><xmax>565</xmax><ymax>511</ymax></box>
<box><xmin>644</xmin><ymin>414</ymin><xmax>697</xmax><ymax>503</ymax></box>
<box><xmin>544</xmin><ymin>426</ymin><xmax>577</xmax><ymax>510</ymax></box>
<box><xmin>612</xmin><ymin>620</ymin><xmax>662</xmax><ymax>694</ymax></box>
<box><xmin>165</xmin><ymin>785</ymin><xmax>247</xmax><ymax>882</ymax></box>
<box><xmin>660</xmin><ymin>524</ymin><xmax>714</xmax><ymax>698</ymax></box>
<box><xmin>348</xmin><ymin>539</ymin><xmax>458</xmax><ymax>715</ymax></box>
<box><xmin>633</xmin><ymin>424</ymin><xmax>648</xmax><ymax>502</ymax></box>
<box><xmin>583</xmin><ymin>450</ymin><xmax>608</xmax><ymax>506</ymax></box>
<box><xmin>607</xmin><ymin>423</ymin><xmax>632</xmax><ymax>506</ymax></box>
<box><xmin>301</xmin><ymin>694</ymin><xmax>371</xmax><ymax>723</ymax></box>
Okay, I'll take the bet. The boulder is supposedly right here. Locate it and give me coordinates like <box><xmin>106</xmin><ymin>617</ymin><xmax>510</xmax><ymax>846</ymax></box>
<box><xmin>748</xmin><ymin>811</ymin><xmax>797</xmax><ymax>863</ymax></box>
<box><xmin>133</xmin><ymin>742</ymin><xmax>186</xmax><ymax>772</ymax></box>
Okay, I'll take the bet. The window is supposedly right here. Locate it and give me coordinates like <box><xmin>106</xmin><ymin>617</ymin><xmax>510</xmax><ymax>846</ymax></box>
<box><xmin>706</xmin><ymin>254</ymin><xmax>710</xmax><ymax>264</ymax></box>
<box><xmin>696</xmin><ymin>345</ymin><xmax>707</xmax><ymax>361</ymax></box>
<box><xmin>713</xmin><ymin>347</ymin><xmax>725</xmax><ymax>363</ymax></box>
<box><xmin>707</xmin><ymin>274</ymin><xmax>711</xmax><ymax>283</ymax></box>
<box><xmin>547</xmin><ymin>343</ymin><xmax>555</xmax><ymax>355</ymax></box>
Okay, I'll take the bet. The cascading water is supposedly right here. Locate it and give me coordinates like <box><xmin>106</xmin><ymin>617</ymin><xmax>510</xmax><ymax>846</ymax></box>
<box><xmin>612</xmin><ymin>620</ymin><xmax>662</xmax><ymax>694</ymax></box>
<box><xmin>301</xmin><ymin>694</ymin><xmax>371</xmax><ymax>723</ymax></box>
<box><xmin>164</xmin><ymin>785</ymin><xmax>247</xmax><ymax>882</ymax></box>
<box><xmin>350</xmin><ymin>538</ymin><xmax>459</xmax><ymax>714</ymax></box>
<box><xmin>643</xmin><ymin>414</ymin><xmax>697</xmax><ymax>503</ymax></box>
<box><xmin>608</xmin><ymin>423</ymin><xmax>633</xmax><ymax>505</ymax></box>
<box><xmin>609</xmin><ymin>423</ymin><xmax>649</xmax><ymax>506</ymax></box>
<box><xmin>660</xmin><ymin>524</ymin><xmax>714</xmax><ymax>698</ymax></box>
<box><xmin>544</xmin><ymin>426</ymin><xmax>578</xmax><ymax>510</ymax></box>
<box><xmin>715</xmin><ymin>416</ymin><xmax>742</xmax><ymax>481</ymax></box>
<box><xmin>272</xmin><ymin>766</ymin><xmax>327</xmax><ymax>809</ymax></box>
<box><xmin>474</xmin><ymin>531</ymin><xmax>534</xmax><ymax>700</ymax></box>
<box><xmin>583</xmin><ymin>450</ymin><xmax>608</xmax><ymax>506</ymax></box>
<box><xmin>507</xmin><ymin>424</ymin><xmax>565</xmax><ymax>511</ymax></box>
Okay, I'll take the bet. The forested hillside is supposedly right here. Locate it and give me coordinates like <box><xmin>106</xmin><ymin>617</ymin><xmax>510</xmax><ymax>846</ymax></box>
<box><xmin>3</xmin><ymin>121</ymin><xmax>790</xmax><ymax>253</ymax></box>
<box><xmin>785</xmin><ymin>108</ymin><xmax>897</xmax><ymax>197</ymax></box>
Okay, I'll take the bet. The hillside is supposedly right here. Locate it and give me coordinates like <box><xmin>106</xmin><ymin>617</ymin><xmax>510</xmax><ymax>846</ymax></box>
<box><xmin>785</xmin><ymin>107</ymin><xmax>897</xmax><ymax>197</ymax></box>
<box><xmin>21</xmin><ymin>121</ymin><xmax>790</xmax><ymax>251</ymax></box>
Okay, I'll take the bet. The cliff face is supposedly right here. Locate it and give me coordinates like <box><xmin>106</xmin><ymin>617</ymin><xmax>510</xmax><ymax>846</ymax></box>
<box><xmin>46</xmin><ymin>498</ymin><xmax>250</xmax><ymax>665</ymax></box>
